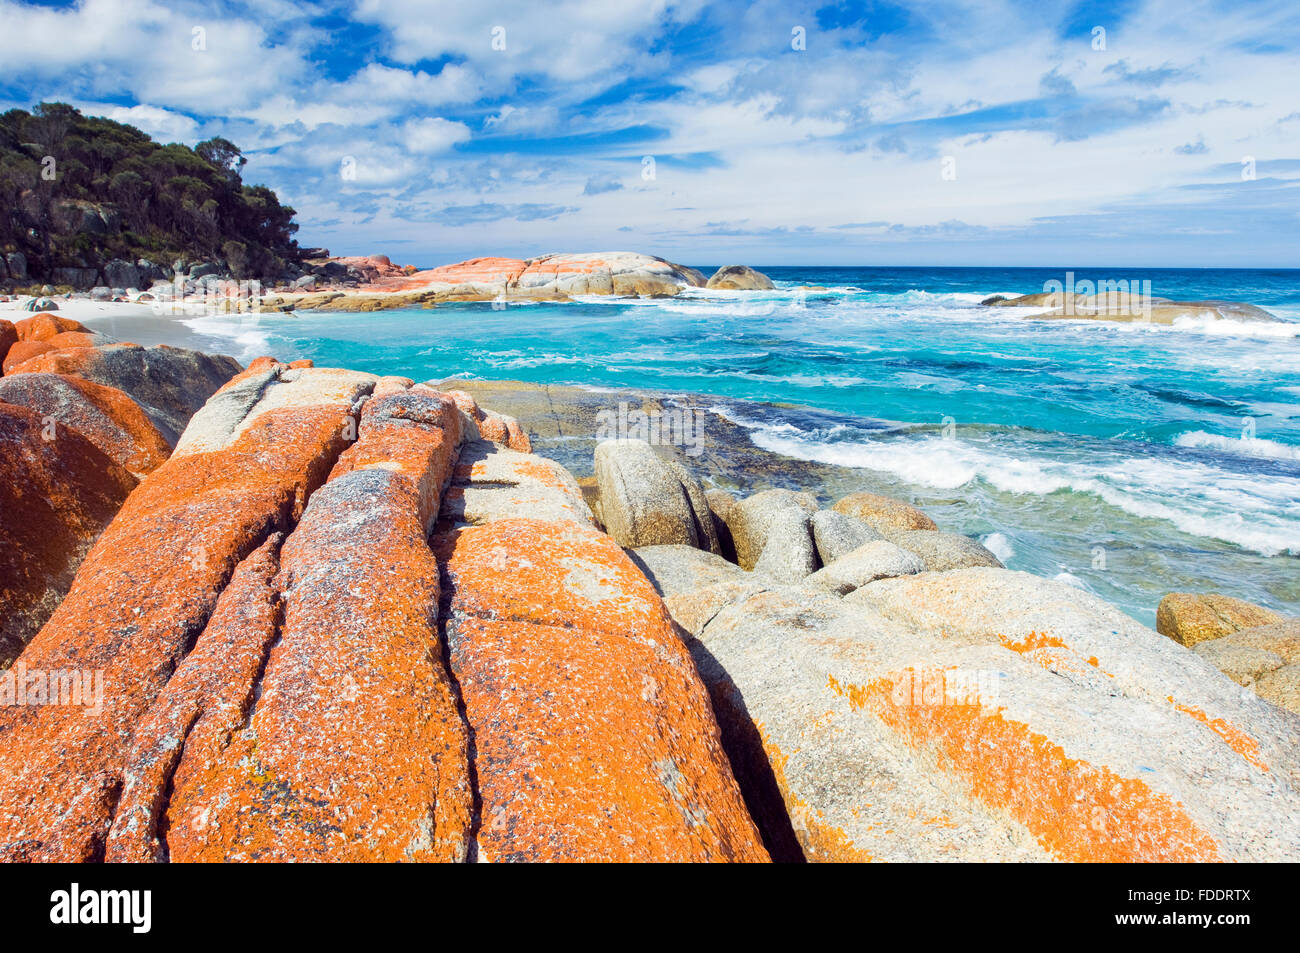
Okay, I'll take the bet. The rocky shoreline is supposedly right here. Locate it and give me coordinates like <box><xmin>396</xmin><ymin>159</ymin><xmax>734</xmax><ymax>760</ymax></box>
<box><xmin>2</xmin><ymin>251</ymin><xmax>781</xmax><ymax>317</ymax></box>
<box><xmin>7</xmin><ymin>248</ymin><xmax>1284</xmax><ymax>332</ymax></box>
<box><xmin>1</xmin><ymin>314</ymin><xmax>1298</xmax><ymax>862</ymax></box>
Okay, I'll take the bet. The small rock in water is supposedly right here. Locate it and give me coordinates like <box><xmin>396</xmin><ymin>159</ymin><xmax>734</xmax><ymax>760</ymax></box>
<box><xmin>706</xmin><ymin>264</ymin><xmax>775</xmax><ymax>290</ymax></box>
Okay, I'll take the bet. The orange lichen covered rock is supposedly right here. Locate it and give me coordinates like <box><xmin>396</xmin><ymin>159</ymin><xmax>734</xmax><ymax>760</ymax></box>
<box><xmin>439</xmin><ymin>517</ymin><xmax>767</xmax><ymax>862</ymax></box>
<box><xmin>673</xmin><ymin>568</ymin><xmax>1300</xmax><ymax>862</ymax></box>
<box><xmin>3</xmin><ymin>339</ymin><xmax>56</xmax><ymax>374</ymax></box>
<box><xmin>440</xmin><ymin>440</ymin><xmax>594</xmax><ymax>527</ymax></box>
<box><xmin>416</xmin><ymin>256</ymin><xmax>527</xmax><ymax>286</ymax></box>
<box><xmin>328</xmin><ymin>385</ymin><xmax>462</xmax><ymax>530</ymax></box>
<box><xmin>0</xmin><ymin>371</ymin><xmax>374</xmax><ymax>859</ymax></box>
<box><xmin>445</xmin><ymin>388</ymin><xmax>530</xmax><ymax>451</ymax></box>
<box><xmin>0</xmin><ymin>403</ymin><xmax>137</xmax><ymax>666</ymax></box>
<box><xmin>165</xmin><ymin>465</ymin><xmax>473</xmax><ymax>861</ymax></box>
<box><xmin>44</xmin><ymin>331</ymin><xmax>100</xmax><ymax>350</ymax></box>
<box><xmin>0</xmin><ymin>373</ymin><xmax>171</xmax><ymax>476</ymax></box>
<box><xmin>361</xmin><ymin>252</ymin><xmax>700</xmax><ymax>298</ymax></box>
<box><xmin>3</xmin><ymin>343</ymin><xmax>242</xmax><ymax>443</ymax></box>
<box><xmin>0</xmin><ymin>319</ymin><xmax>16</xmax><ymax>367</ymax></box>
<box><xmin>106</xmin><ymin>533</ymin><xmax>286</xmax><ymax>861</ymax></box>
<box><xmin>13</xmin><ymin>314</ymin><xmax>90</xmax><ymax>342</ymax></box>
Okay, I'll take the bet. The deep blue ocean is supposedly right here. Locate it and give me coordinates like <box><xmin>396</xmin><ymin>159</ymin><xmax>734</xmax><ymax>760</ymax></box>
<box><xmin>144</xmin><ymin>265</ymin><xmax>1300</xmax><ymax>626</ymax></box>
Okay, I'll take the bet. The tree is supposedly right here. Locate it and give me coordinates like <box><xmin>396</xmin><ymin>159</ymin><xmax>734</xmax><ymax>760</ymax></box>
<box><xmin>195</xmin><ymin>137</ymin><xmax>246</xmax><ymax>184</ymax></box>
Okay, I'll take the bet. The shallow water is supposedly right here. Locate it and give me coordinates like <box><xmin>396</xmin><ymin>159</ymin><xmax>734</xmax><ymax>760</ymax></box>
<box><xmin>134</xmin><ymin>265</ymin><xmax>1300</xmax><ymax>626</ymax></box>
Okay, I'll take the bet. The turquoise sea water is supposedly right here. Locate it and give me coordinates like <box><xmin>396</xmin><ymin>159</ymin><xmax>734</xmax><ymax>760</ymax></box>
<box><xmin>170</xmin><ymin>266</ymin><xmax>1300</xmax><ymax>626</ymax></box>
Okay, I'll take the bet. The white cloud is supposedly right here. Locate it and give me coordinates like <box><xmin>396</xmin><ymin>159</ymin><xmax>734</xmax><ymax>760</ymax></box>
<box><xmin>402</xmin><ymin>117</ymin><xmax>472</xmax><ymax>153</ymax></box>
<box><xmin>97</xmin><ymin>103</ymin><xmax>200</xmax><ymax>142</ymax></box>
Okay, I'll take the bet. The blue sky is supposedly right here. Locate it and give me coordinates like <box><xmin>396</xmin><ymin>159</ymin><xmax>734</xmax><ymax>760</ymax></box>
<box><xmin>3</xmin><ymin>0</ymin><xmax>1299</xmax><ymax>267</ymax></box>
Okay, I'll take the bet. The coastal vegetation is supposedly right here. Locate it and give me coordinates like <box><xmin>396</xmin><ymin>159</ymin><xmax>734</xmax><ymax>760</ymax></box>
<box><xmin>0</xmin><ymin>103</ymin><xmax>301</xmax><ymax>284</ymax></box>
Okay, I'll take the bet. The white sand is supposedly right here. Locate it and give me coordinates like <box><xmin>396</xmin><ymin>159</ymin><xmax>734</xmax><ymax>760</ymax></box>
<box><xmin>0</xmin><ymin>298</ymin><xmax>266</xmax><ymax>354</ymax></box>
<box><xmin>0</xmin><ymin>298</ymin><xmax>164</xmax><ymax>324</ymax></box>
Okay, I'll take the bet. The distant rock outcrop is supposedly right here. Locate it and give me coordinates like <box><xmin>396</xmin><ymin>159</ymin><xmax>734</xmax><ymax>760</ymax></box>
<box><xmin>987</xmin><ymin>291</ymin><xmax>1280</xmax><ymax>325</ymax></box>
<box><xmin>707</xmin><ymin>265</ymin><xmax>775</xmax><ymax>290</ymax></box>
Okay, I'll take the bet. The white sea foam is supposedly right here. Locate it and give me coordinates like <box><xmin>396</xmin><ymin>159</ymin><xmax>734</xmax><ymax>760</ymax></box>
<box><xmin>1169</xmin><ymin>314</ymin><xmax>1300</xmax><ymax>338</ymax></box>
<box><xmin>1175</xmin><ymin>430</ymin><xmax>1300</xmax><ymax>461</ymax></box>
<box><xmin>179</xmin><ymin>314</ymin><xmax>271</xmax><ymax>359</ymax></box>
<box><xmin>736</xmin><ymin>422</ymin><xmax>1300</xmax><ymax>555</ymax></box>
<box><xmin>981</xmin><ymin>532</ymin><xmax>1016</xmax><ymax>562</ymax></box>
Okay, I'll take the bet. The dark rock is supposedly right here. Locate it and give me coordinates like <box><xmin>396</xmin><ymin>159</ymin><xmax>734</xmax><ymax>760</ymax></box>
<box><xmin>102</xmin><ymin>259</ymin><xmax>142</xmax><ymax>289</ymax></box>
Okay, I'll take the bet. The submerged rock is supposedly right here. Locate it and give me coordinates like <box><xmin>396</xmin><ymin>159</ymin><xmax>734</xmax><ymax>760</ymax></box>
<box><xmin>989</xmin><ymin>291</ymin><xmax>1280</xmax><ymax>325</ymax></box>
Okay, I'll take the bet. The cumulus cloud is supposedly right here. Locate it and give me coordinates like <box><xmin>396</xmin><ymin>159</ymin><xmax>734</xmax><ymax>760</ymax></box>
<box><xmin>402</xmin><ymin>117</ymin><xmax>472</xmax><ymax>154</ymax></box>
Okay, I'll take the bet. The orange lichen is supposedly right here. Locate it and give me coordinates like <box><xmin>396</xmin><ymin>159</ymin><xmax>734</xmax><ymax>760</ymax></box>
<box><xmin>0</xmin><ymin>373</ymin><xmax>171</xmax><ymax>476</ymax></box>
<box><xmin>0</xmin><ymin>402</ymin><xmax>359</xmax><ymax>860</ymax></box>
<box><xmin>1168</xmin><ymin>698</ymin><xmax>1269</xmax><ymax>773</ymax></box>
<box><xmin>12</xmin><ymin>314</ymin><xmax>90</xmax><ymax>342</ymax></box>
<box><xmin>440</xmin><ymin>518</ymin><xmax>767</xmax><ymax>862</ymax></box>
<box><xmin>998</xmin><ymin>632</ymin><xmax>1115</xmax><ymax>678</ymax></box>
<box><xmin>998</xmin><ymin>630</ymin><xmax>1068</xmax><ymax>653</ymax></box>
<box><xmin>828</xmin><ymin>669</ymin><xmax>1222</xmax><ymax>862</ymax></box>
